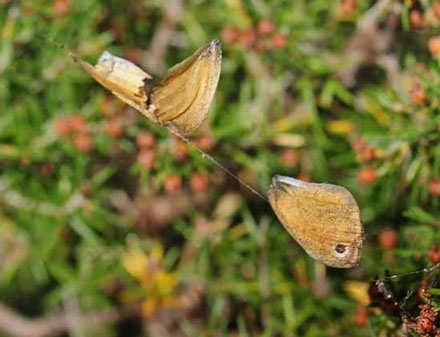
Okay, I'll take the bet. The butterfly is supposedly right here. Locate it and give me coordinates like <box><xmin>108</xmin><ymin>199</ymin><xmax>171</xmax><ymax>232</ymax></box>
<box><xmin>70</xmin><ymin>40</ymin><xmax>222</xmax><ymax>135</ymax></box>
<box><xmin>267</xmin><ymin>175</ymin><xmax>364</xmax><ymax>268</ymax></box>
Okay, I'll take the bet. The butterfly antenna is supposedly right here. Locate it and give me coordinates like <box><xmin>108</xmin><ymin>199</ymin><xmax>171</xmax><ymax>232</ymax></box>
<box><xmin>167</xmin><ymin>128</ymin><xmax>268</xmax><ymax>203</ymax></box>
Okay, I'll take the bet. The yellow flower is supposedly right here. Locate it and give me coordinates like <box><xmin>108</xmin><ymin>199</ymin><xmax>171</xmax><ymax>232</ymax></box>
<box><xmin>141</xmin><ymin>297</ymin><xmax>158</xmax><ymax>318</ymax></box>
<box><xmin>155</xmin><ymin>270</ymin><xmax>178</xmax><ymax>296</ymax></box>
<box><xmin>122</xmin><ymin>242</ymin><xmax>179</xmax><ymax>319</ymax></box>
<box><xmin>123</xmin><ymin>250</ymin><xmax>148</xmax><ymax>281</ymax></box>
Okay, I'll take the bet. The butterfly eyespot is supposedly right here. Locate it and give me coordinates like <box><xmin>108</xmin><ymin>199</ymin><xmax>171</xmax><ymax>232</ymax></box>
<box><xmin>334</xmin><ymin>244</ymin><xmax>348</xmax><ymax>257</ymax></box>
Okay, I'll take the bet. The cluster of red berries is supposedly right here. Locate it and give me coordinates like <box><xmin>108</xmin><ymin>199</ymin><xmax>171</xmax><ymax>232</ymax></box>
<box><xmin>351</xmin><ymin>138</ymin><xmax>378</xmax><ymax>184</ymax></box>
<box><xmin>410</xmin><ymin>85</ymin><xmax>428</xmax><ymax>105</ymax></box>
<box><xmin>136</xmin><ymin>131</ymin><xmax>214</xmax><ymax>193</ymax></box>
<box><xmin>55</xmin><ymin>115</ymin><xmax>93</xmax><ymax>152</ymax></box>
<box><xmin>221</xmin><ymin>19</ymin><xmax>287</xmax><ymax>52</ymax></box>
<box><xmin>353</xmin><ymin>138</ymin><xmax>440</xmax><ymax>196</ymax></box>
<box><xmin>405</xmin><ymin>288</ymin><xmax>440</xmax><ymax>337</ymax></box>
<box><xmin>367</xmin><ymin>277</ymin><xmax>440</xmax><ymax>336</ymax></box>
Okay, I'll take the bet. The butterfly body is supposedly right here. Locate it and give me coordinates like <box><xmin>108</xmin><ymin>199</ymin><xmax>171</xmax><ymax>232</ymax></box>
<box><xmin>268</xmin><ymin>175</ymin><xmax>364</xmax><ymax>268</ymax></box>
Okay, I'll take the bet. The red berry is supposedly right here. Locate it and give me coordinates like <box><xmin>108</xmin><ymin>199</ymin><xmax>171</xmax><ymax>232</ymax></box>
<box><xmin>53</xmin><ymin>0</ymin><xmax>70</xmax><ymax>16</ymax></box>
<box><xmin>353</xmin><ymin>138</ymin><xmax>368</xmax><ymax>152</ymax></box>
<box><xmin>353</xmin><ymin>139</ymin><xmax>375</xmax><ymax>162</ymax></box>
<box><xmin>106</xmin><ymin>119</ymin><xmax>124</xmax><ymax>138</ymax></box>
<box><xmin>428</xmin><ymin>245</ymin><xmax>440</xmax><ymax>263</ymax></box>
<box><xmin>358</xmin><ymin>167</ymin><xmax>376</xmax><ymax>184</ymax></box>
<box><xmin>410</xmin><ymin>87</ymin><xmax>427</xmax><ymax>105</ymax></box>
<box><xmin>417</xmin><ymin>283</ymin><xmax>430</xmax><ymax>300</ymax></box>
<box><xmin>257</xmin><ymin>19</ymin><xmax>275</xmax><ymax>36</ymax></box>
<box><xmin>172</xmin><ymin>142</ymin><xmax>188</xmax><ymax>162</ymax></box>
<box><xmin>353</xmin><ymin>306</ymin><xmax>368</xmax><ymax>328</ymax></box>
<box><xmin>429</xmin><ymin>179</ymin><xmax>440</xmax><ymax>196</ymax></box>
<box><xmin>136</xmin><ymin>131</ymin><xmax>155</xmax><ymax>149</ymax></box>
<box><xmin>433</xmin><ymin>2</ymin><xmax>440</xmax><ymax>19</ymax></box>
<box><xmin>409</xmin><ymin>10</ymin><xmax>424</xmax><ymax>29</ymax></box>
<box><xmin>70</xmin><ymin>115</ymin><xmax>87</xmax><ymax>133</ymax></box>
<box><xmin>429</xmin><ymin>36</ymin><xmax>440</xmax><ymax>57</ymax></box>
<box><xmin>281</xmin><ymin>148</ymin><xmax>300</xmax><ymax>167</ymax></box>
<box><xmin>164</xmin><ymin>174</ymin><xmax>182</xmax><ymax>193</ymax></box>
<box><xmin>239</xmin><ymin>29</ymin><xmax>257</xmax><ymax>49</ymax></box>
<box><xmin>196</xmin><ymin>135</ymin><xmax>216</xmax><ymax>151</ymax></box>
<box><xmin>271</xmin><ymin>33</ymin><xmax>287</xmax><ymax>49</ymax></box>
<box><xmin>190</xmin><ymin>173</ymin><xmax>209</xmax><ymax>192</ymax></box>
<box><xmin>221</xmin><ymin>26</ymin><xmax>239</xmax><ymax>45</ymax></box>
<box><xmin>341</xmin><ymin>0</ymin><xmax>357</xmax><ymax>14</ymax></box>
<box><xmin>73</xmin><ymin>133</ymin><xmax>93</xmax><ymax>152</ymax></box>
<box><xmin>298</xmin><ymin>173</ymin><xmax>311</xmax><ymax>182</ymax></box>
<box><xmin>55</xmin><ymin>117</ymin><xmax>71</xmax><ymax>136</ymax></box>
<box><xmin>378</xmin><ymin>228</ymin><xmax>398</xmax><ymax>250</ymax></box>
<box><xmin>137</xmin><ymin>150</ymin><xmax>156</xmax><ymax>170</ymax></box>
<box><xmin>360</xmin><ymin>146</ymin><xmax>375</xmax><ymax>162</ymax></box>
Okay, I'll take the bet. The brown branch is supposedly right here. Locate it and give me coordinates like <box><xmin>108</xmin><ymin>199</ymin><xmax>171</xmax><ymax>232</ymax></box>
<box><xmin>336</xmin><ymin>0</ymin><xmax>397</xmax><ymax>87</ymax></box>
<box><xmin>0</xmin><ymin>302</ymin><xmax>138</xmax><ymax>337</ymax></box>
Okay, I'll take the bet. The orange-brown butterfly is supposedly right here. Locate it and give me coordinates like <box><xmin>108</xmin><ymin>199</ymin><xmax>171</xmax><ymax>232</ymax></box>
<box><xmin>268</xmin><ymin>175</ymin><xmax>364</xmax><ymax>268</ymax></box>
<box><xmin>71</xmin><ymin>40</ymin><xmax>221</xmax><ymax>135</ymax></box>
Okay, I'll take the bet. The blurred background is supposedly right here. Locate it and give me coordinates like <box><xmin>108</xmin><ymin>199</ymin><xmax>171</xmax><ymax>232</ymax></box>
<box><xmin>1</xmin><ymin>0</ymin><xmax>440</xmax><ymax>336</ymax></box>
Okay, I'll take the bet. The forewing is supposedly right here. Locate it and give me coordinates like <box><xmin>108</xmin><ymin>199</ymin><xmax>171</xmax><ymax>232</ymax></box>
<box><xmin>268</xmin><ymin>176</ymin><xmax>363</xmax><ymax>268</ymax></box>
<box><xmin>71</xmin><ymin>51</ymin><xmax>156</xmax><ymax>121</ymax></box>
<box><xmin>149</xmin><ymin>40</ymin><xmax>222</xmax><ymax>135</ymax></box>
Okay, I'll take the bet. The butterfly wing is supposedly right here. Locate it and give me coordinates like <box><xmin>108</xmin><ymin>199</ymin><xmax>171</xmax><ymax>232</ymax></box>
<box><xmin>268</xmin><ymin>175</ymin><xmax>363</xmax><ymax>268</ymax></box>
<box><xmin>149</xmin><ymin>39</ymin><xmax>222</xmax><ymax>135</ymax></box>
<box><xmin>70</xmin><ymin>51</ymin><xmax>157</xmax><ymax>122</ymax></box>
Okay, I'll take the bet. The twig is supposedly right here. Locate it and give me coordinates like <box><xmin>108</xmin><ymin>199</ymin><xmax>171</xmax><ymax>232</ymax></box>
<box><xmin>142</xmin><ymin>0</ymin><xmax>183</xmax><ymax>72</ymax></box>
<box><xmin>0</xmin><ymin>302</ymin><xmax>138</xmax><ymax>337</ymax></box>
<box><xmin>357</xmin><ymin>0</ymin><xmax>393</xmax><ymax>33</ymax></box>
<box><xmin>336</xmin><ymin>0</ymin><xmax>397</xmax><ymax>87</ymax></box>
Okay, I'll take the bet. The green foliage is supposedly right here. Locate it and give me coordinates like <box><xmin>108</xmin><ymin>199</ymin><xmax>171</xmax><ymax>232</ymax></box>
<box><xmin>1</xmin><ymin>0</ymin><xmax>440</xmax><ymax>336</ymax></box>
